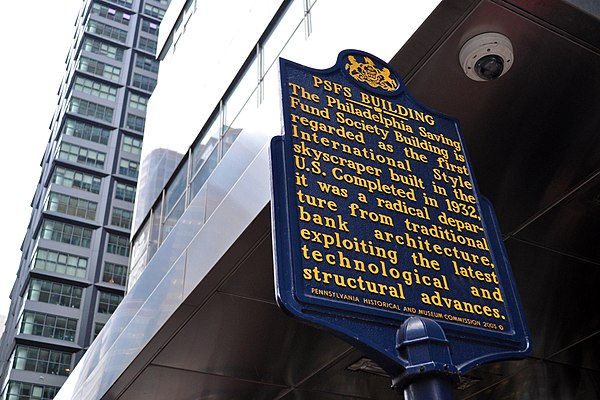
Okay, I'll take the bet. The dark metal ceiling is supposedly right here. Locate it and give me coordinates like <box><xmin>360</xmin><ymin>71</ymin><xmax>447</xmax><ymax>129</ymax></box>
<box><xmin>104</xmin><ymin>0</ymin><xmax>600</xmax><ymax>398</ymax></box>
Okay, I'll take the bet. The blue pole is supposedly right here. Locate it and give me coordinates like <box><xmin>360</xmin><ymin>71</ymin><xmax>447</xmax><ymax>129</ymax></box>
<box><xmin>393</xmin><ymin>317</ymin><xmax>457</xmax><ymax>400</ymax></box>
<box><xmin>402</xmin><ymin>375</ymin><xmax>455</xmax><ymax>400</ymax></box>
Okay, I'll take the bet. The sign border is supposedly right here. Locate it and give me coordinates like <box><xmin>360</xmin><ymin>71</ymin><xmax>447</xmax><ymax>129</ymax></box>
<box><xmin>270</xmin><ymin>49</ymin><xmax>531</xmax><ymax>374</ymax></box>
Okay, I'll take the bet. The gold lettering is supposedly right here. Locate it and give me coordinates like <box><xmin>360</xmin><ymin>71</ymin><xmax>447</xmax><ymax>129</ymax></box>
<box><xmin>284</xmin><ymin>73</ymin><xmax>508</xmax><ymax>326</ymax></box>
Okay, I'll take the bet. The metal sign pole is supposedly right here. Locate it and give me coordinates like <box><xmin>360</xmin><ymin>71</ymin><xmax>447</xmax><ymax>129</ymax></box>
<box><xmin>401</xmin><ymin>376</ymin><xmax>455</xmax><ymax>400</ymax></box>
<box><xmin>392</xmin><ymin>317</ymin><xmax>457</xmax><ymax>400</ymax></box>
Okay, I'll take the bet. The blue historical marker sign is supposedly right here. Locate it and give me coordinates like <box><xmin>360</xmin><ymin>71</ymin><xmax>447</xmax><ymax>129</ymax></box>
<box><xmin>270</xmin><ymin>50</ymin><xmax>530</xmax><ymax>378</ymax></box>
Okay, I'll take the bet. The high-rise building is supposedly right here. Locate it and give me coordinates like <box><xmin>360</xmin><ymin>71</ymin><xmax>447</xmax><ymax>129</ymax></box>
<box><xmin>0</xmin><ymin>0</ymin><xmax>169</xmax><ymax>398</ymax></box>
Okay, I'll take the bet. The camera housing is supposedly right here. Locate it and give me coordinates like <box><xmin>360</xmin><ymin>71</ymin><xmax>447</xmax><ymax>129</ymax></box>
<box><xmin>459</xmin><ymin>33</ymin><xmax>513</xmax><ymax>81</ymax></box>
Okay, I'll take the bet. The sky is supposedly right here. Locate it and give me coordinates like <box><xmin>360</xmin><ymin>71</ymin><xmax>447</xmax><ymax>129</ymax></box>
<box><xmin>0</xmin><ymin>1</ymin><xmax>83</xmax><ymax>322</ymax></box>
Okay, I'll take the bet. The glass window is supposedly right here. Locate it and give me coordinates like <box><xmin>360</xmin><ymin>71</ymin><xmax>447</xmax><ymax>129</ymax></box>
<box><xmin>98</xmin><ymin>291</ymin><xmax>124</xmax><ymax>314</ymax></box>
<box><xmin>138</xmin><ymin>36</ymin><xmax>158</xmax><ymax>53</ymax></box>
<box><xmin>122</xmin><ymin>135</ymin><xmax>143</xmax><ymax>154</ymax></box>
<box><xmin>32</xmin><ymin>248</ymin><xmax>88</xmax><ymax>279</ymax></box>
<box><xmin>140</xmin><ymin>19</ymin><xmax>159</xmax><ymax>36</ymax></box>
<box><xmin>115</xmin><ymin>182</ymin><xmax>136</xmax><ymax>202</ymax></box>
<box><xmin>104</xmin><ymin>0</ymin><xmax>132</xmax><ymax>8</ymax></box>
<box><xmin>12</xmin><ymin>345</ymin><xmax>72</xmax><ymax>376</ymax></box>
<box><xmin>164</xmin><ymin>159</ymin><xmax>188</xmax><ymax>215</ymax></box>
<box><xmin>91</xmin><ymin>3</ymin><xmax>131</xmax><ymax>25</ymax></box>
<box><xmin>78</xmin><ymin>56</ymin><xmax>121</xmax><ymax>82</ymax></box>
<box><xmin>87</xmin><ymin>20</ymin><xmax>128</xmax><ymax>43</ymax></box>
<box><xmin>254</xmin><ymin>54</ymin><xmax>285</xmax><ymax>133</ymax></box>
<box><xmin>20</xmin><ymin>311</ymin><xmax>78</xmax><ymax>342</ymax></box>
<box><xmin>132</xmin><ymin>73</ymin><xmax>157</xmax><ymax>92</ymax></box>
<box><xmin>190</xmin><ymin>112</ymin><xmax>221</xmax><ymax>198</ymax></box>
<box><xmin>126</xmin><ymin>113</ymin><xmax>145</xmax><ymax>132</ymax></box>
<box><xmin>224</xmin><ymin>56</ymin><xmax>258</xmax><ymax>128</ymax></box>
<box><xmin>262</xmin><ymin>0</ymin><xmax>305</xmax><ymax>76</ymax></box>
<box><xmin>82</xmin><ymin>37</ymin><xmax>124</xmax><ymax>61</ymax></box>
<box><xmin>191</xmin><ymin>145</ymin><xmax>218</xmax><ymax>199</ymax></box>
<box><xmin>129</xmin><ymin>218</ymin><xmax>150</xmax><ymax>286</ymax></box>
<box><xmin>118</xmin><ymin>158</ymin><xmax>139</xmax><ymax>178</ymax></box>
<box><xmin>39</xmin><ymin>219</ymin><xmax>93</xmax><ymax>248</ymax></box>
<box><xmin>220</xmin><ymin>56</ymin><xmax>260</xmax><ymax>157</ymax></box>
<box><xmin>93</xmin><ymin>322</ymin><xmax>105</xmax><ymax>340</ymax></box>
<box><xmin>129</xmin><ymin>93</ymin><xmax>148</xmax><ymax>111</ymax></box>
<box><xmin>143</xmin><ymin>4</ymin><xmax>166</xmax><ymax>19</ymax></box>
<box><xmin>46</xmin><ymin>192</ymin><xmax>98</xmax><ymax>220</ymax></box>
<box><xmin>161</xmin><ymin>196</ymin><xmax>185</xmax><ymax>242</ymax></box>
<box><xmin>103</xmin><ymin>262</ymin><xmax>128</xmax><ymax>286</ymax></box>
<box><xmin>27</xmin><ymin>278</ymin><xmax>83</xmax><ymax>308</ymax></box>
<box><xmin>111</xmin><ymin>207</ymin><xmax>133</xmax><ymax>229</ymax></box>
<box><xmin>135</xmin><ymin>54</ymin><xmax>159</xmax><ymax>73</ymax></box>
<box><xmin>222</xmin><ymin>127</ymin><xmax>243</xmax><ymax>157</ymax></box>
<box><xmin>73</xmin><ymin>76</ymin><xmax>118</xmax><ymax>101</ymax></box>
<box><xmin>107</xmin><ymin>233</ymin><xmax>130</xmax><ymax>256</ymax></box>
<box><xmin>68</xmin><ymin>97</ymin><xmax>114</xmax><ymax>123</ymax></box>
<box><xmin>52</xmin><ymin>166</ymin><xmax>102</xmax><ymax>194</ymax></box>
<box><xmin>63</xmin><ymin>118</ymin><xmax>111</xmax><ymax>145</ymax></box>
<box><xmin>149</xmin><ymin>199</ymin><xmax>162</xmax><ymax>259</ymax></box>
<box><xmin>57</xmin><ymin>141</ymin><xmax>107</xmax><ymax>169</ymax></box>
<box><xmin>6</xmin><ymin>381</ymin><xmax>60</xmax><ymax>400</ymax></box>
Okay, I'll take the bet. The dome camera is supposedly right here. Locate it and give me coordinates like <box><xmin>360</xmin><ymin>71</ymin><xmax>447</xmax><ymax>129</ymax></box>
<box><xmin>459</xmin><ymin>33</ymin><xmax>513</xmax><ymax>81</ymax></box>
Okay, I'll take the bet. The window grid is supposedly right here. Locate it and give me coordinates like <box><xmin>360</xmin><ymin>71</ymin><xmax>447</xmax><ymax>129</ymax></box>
<box><xmin>12</xmin><ymin>345</ymin><xmax>72</xmax><ymax>376</ymax></box>
<box><xmin>111</xmin><ymin>207</ymin><xmax>133</xmax><ymax>229</ymax></box>
<box><xmin>27</xmin><ymin>278</ymin><xmax>83</xmax><ymax>309</ymax></box>
<box><xmin>132</xmin><ymin>73</ymin><xmax>157</xmax><ymax>92</ymax></box>
<box><xmin>122</xmin><ymin>135</ymin><xmax>143</xmax><ymax>154</ymax></box>
<box><xmin>91</xmin><ymin>3</ymin><xmax>131</xmax><ymax>25</ymax></box>
<box><xmin>143</xmin><ymin>4</ymin><xmax>166</xmax><ymax>19</ymax></box>
<box><xmin>32</xmin><ymin>248</ymin><xmax>88</xmax><ymax>279</ymax></box>
<box><xmin>98</xmin><ymin>291</ymin><xmax>124</xmax><ymax>314</ymax></box>
<box><xmin>58</xmin><ymin>142</ymin><xmax>107</xmax><ymax>169</ymax></box>
<box><xmin>115</xmin><ymin>182</ymin><xmax>136</xmax><ymax>203</ymax></box>
<box><xmin>6</xmin><ymin>381</ymin><xmax>59</xmax><ymax>400</ymax></box>
<box><xmin>82</xmin><ymin>37</ymin><xmax>124</xmax><ymax>61</ymax></box>
<box><xmin>68</xmin><ymin>97</ymin><xmax>114</xmax><ymax>123</ymax></box>
<box><xmin>129</xmin><ymin>93</ymin><xmax>148</xmax><ymax>111</ymax></box>
<box><xmin>107</xmin><ymin>233</ymin><xmax>130</xmax><ymax>256</ymax></box>
<box><xmin>141</xmin><ymin>19</ymin><xmax>159</xmax><ymax>36</ymax></box>
<box><xmin>119</xmin><ymin>158</ymin><xmax>139</xmax><ymax>178</ymax></box>
<box><xmin>20</xmin><ymin>310</ymin><xmax>78</xmax><ymax>342</ymax></box>
<box><xmin>103</xmin><ymin>262</ymin><xmax>128</xmax><ymax>286</ymax></box>
<box><xmin>78</xmin><ymin>56</ymin><xmax>121</xmax><ymax>82</ymax></box>
<box><xmin>73</xmin><ymin>76</ymin><xmax>118</xmax><ymax>101</ymax></box>
<box><xmin>40</xmin><ymin>219</ymin><xmax>93</xmax><ymax>248</ymax></box>
<box><xmin>138</xmin><ymin>36</ymin><xmax>158</xmax><ymax>53</ymax></box>
<box><xmin>52</xmin><ymin>166</ymin><xmax>102</xmax><ymax>194</ymax></box>
<box><xmin>135</xmin><ymin>54</ymin><xmax>159</xmax><ymax>73</ymax></box>
<box><xmin>126</xmin><ymin>114</ymin><xmax>145</xmax><ymax>132</ymax></box>
<box><xmin>46</xmin><ymin>192</ymin><xmax>98</xmax><ymax>220</ymax></box>
<box><xmin>63</xmin><ymin>118</ymin><xmax>111</xmax><ymax>145</ymax></box>
<box><xmin>93</xmin><ymin>322</ymin><xmax>105</xmax><ymax>339</ymax></box>
<box><xmin>87</xmin><ymin>20</ymin><xmax>128</xmax><ymax>43</ymax></box>
<box><xmin>104</xmin><ymin>0</ymin><xmax>132</xmax><ymax>8</ymax></box>
<box><xmin>164</xmin><ymin>159</ymin><xmax>188</xmax><ymax>216</ymax></box>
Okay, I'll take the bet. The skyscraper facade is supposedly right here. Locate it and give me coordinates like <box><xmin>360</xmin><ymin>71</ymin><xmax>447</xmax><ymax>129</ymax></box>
<box><xmin>0</xmin><ymin>0</ymin><xmax>169</xmax><ymax>398</ymax></box>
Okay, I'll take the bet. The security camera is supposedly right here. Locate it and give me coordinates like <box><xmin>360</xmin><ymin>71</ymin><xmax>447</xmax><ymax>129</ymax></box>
<box><xmin>459</xmin><ymin>33</ymin><xmax>513</xmax><ymax>81</ymax></box>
